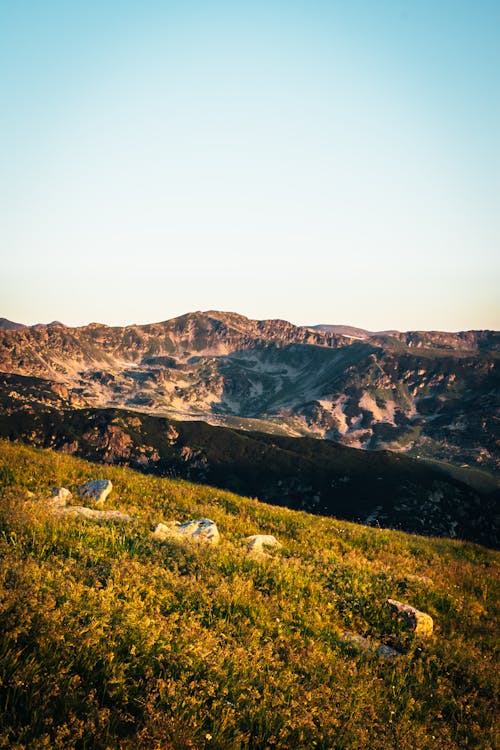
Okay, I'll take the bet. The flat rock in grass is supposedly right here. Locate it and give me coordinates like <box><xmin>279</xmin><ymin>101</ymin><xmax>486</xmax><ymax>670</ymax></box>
<box><xmin>386</xmin><ymin>598</ymin><xmax>434</xmax><ymax>637</ymax></box>
<box><xmin>48</xmin><ymin>487</ymin><xmax>72</xmax><ymax>508</ymax></box>
<box><xmin>153</xmin><ymin>518</ymin><xmax>219</xmax><ymax>544</ymax></box>
<box><xmin>246</xmin><ymin>534</ymin><xmax>282</xmax><ymax>555</ymax></box>
<box><xmin>340</xmin><ymin>631</ymin><xmax>401</xmax><ymax>659</ymax></box>
<box><xmin>59</xmin><ymin>506</ymin><xmax>134</xmax><ymax>523</ymax></box>
<box><xmin>77</xmin><ymin>480</ymin><xmax>113</xmax><ymax>507</ymax></box>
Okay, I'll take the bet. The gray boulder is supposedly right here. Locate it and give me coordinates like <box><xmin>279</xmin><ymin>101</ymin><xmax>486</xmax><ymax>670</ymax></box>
<box><xmin>340</xmin><ymin>631</ymin><xmax>401</xmax><ymax>659</ymax></box>
<box><xmin>77</xmin><ymin>480</ymin><xmax>113</xmax><ymax>507</ymax></box>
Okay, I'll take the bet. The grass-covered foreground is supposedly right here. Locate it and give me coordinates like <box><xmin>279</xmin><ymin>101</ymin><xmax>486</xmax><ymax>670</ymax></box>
<box><xmin>0</xmin><ymin>440</ymin><xmax>498</xmax><ymax>749</ymax></box>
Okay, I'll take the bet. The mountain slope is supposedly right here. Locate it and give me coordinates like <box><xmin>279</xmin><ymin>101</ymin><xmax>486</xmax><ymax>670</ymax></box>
<box><xmin>0</xmin><ymin>440</ymin><xmax>498</xmax><ymax>749</ymax></box>
<box><xmin>1</xmin><ymin>398</ymin><xmax>497</xmax><ymax>546</ymax></box>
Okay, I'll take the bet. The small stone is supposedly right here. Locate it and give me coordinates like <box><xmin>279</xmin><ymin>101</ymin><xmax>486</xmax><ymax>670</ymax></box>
<box><xmin>386</xmin><ymin>598</ymin><xmax>434</xmax><ymax>637</ymax></box>
<box><xmin>77</xmin><ymin>480</ymin><xmax>113</xmax><ymax>507</ymax></box>
<box><xmin>153</xmin><ymin>518</ymin><xmax>219</xmax><ymax>544</ymax></box>
<box><xmin>48</xmin><ymin>487</ymin><xmax>72</xmax><ymax>508</ymax></box>
<box><xmin>246</xmin><ymin>534</ymin><xmax>282</xmax><ymax>554</ymax></box>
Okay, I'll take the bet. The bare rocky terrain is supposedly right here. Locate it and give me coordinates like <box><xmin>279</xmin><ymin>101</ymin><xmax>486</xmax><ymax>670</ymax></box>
<box><xmin>1</xmin><ymin>310</ymin><xmax>498</xmax><ymax>473</ymax></box>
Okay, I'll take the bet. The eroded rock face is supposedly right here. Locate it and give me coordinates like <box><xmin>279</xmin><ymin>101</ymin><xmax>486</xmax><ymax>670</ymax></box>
<box><xmin>152</xmin><ymin>518</ymin><xmax>219</xmax><ymax>544</ymax></box>
<box><xmin>386</xmin><ymin>598</ymin><xmax>434</xmax><ymax>637</ymax></box>
<box><xmin>246</xmin><ymin>534</ymin><xmax>282</xmax><ymax>554</ymax></box>
<box><xmin>77</xmin><ymin>479</ymin><xmax>113</xmax><ymax>507</ymax></box>
<box><xmin>83</xmin><ymin>425</ymin><xmax>134</xmax><ymax>462</ymax></box>
<box><xmin>48</xmin><ymin>487</ymin><xmax>72</xmax><ymax>508</ymax></box>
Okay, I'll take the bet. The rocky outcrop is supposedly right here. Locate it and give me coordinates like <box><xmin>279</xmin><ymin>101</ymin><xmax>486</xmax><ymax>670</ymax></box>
<box><xmin>152</xmin><ymin>519</ymin><xmax>219</xmax><ymax>545</ymax></box>
<box><xmin>46</xmin><ymin>486</ymin><xmax>220</xmax><ymax>542</ymax></box>
<box><xmin>82</xmin><ymin>425</ymin><xmax>134</xmax><ymax>462</ymax></box>
<box><xmin>39</xmin><ymin>482</ymin><xmax>131</xmax><ymax>522</ymax></box>
<box><xmin>386</xmin><ymin>599</ymin><xmax>434</xmax><ymax>637</ymax></box>
<box><xmin>77</xmin><ymin>479</ymin><xmax>113</xmax><ymax>507</ymax></box>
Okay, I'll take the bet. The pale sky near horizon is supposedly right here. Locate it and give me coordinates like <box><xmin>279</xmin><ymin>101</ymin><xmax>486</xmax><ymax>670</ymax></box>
<box><xmin>1</xmin><ymin>0</ymin><xmax>499</xmax><ymax>331</ymax></box>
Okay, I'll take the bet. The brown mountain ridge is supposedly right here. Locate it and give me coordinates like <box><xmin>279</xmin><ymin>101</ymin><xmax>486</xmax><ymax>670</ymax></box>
<box><xmin>1</xmin><ymin>310</ymin><xmax>498</xmax><ymax>473</ymax></box>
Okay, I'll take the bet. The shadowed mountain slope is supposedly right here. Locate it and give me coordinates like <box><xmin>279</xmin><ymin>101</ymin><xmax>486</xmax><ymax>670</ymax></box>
<box><xmin>0</xmin><ymin>399</ymin><xmax>497</xmax><ymax>547</ymax></box>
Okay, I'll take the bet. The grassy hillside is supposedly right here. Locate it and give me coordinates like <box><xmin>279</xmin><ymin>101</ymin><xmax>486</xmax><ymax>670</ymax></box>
<box><xmin>0</xmin><ymin>440</ymin><xmax>498</xmax><ymax>749</ymax></box>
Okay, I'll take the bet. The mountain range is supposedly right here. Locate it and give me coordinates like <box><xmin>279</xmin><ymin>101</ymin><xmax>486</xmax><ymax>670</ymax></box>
<box><xmin>1</xmin><ymin>310</ymin><xmax>498</xmax><ymax>468</ymax></box>
<box><xmin>1</xmin><ymin>310</ymin><xmax>498</xmax><ymax>545</ymax></box>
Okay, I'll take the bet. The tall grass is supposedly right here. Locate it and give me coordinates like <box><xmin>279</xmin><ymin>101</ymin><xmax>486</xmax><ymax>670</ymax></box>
<box><xmin>0</xmin><ymin>439</ymin><xmax>498</xmax><ymax>749</ymax></box>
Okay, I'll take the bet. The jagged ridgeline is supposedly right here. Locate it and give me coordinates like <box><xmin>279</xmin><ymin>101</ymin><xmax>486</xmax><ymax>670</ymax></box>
<box><xmin>0</xmin><ymin>440</ymin><xmax>498</xmax><ymax>749</ymax></box>
<box><xmin>0</xmin><ymin>311</ymin><xmax>499</xmax><ymax>474</ymax></box>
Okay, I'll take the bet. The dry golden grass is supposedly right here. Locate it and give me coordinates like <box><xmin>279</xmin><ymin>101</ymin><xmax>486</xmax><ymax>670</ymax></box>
<box><xmin>0</xmin><ymin>439</ymin><xmax>498</xmax><ymax>749</ymax></box>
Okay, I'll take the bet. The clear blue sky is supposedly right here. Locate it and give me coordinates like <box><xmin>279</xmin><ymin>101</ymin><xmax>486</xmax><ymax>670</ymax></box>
<box><xmin>1</xmin><ymin>0</ymin><xmax>499</xmax><ymax>330</ymax></box>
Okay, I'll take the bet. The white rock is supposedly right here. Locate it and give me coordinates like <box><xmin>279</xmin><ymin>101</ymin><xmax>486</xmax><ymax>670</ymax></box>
<box><xmin>386</xmin><ymin>599</ymin><xmax>434</xmax><ymax>637</ymax></box>
<box><xmin>152</xmin><ymin>518</ymin><xmax>219</xmax><ymax>544</ymax></box>
<box><xmin>246</xmin><ymin>534</ymin><xmax>282</xmax><ymax>554</ymax></box>
<box><xmin>48</xmin><ymin>487</ymin><xmax>72</xmax><ymax>508</ymax></box>
<box><xmin>77</xmin><ymin>480</ymin><xmax>113</xmax><ymax>507</ymax></box>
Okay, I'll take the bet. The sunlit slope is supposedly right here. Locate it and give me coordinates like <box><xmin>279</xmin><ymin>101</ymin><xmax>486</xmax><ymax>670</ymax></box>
<box><xmin>0</xmin><ymin>440</ymin><xmax>498</xmax><ymax>749</ymax></box>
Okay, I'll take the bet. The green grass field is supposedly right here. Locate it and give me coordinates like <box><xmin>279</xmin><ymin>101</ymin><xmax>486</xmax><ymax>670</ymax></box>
<box><xmin>0</xmin><ymin>439</ymin><xmax>498</xmax><ymax>749</ymax></box>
